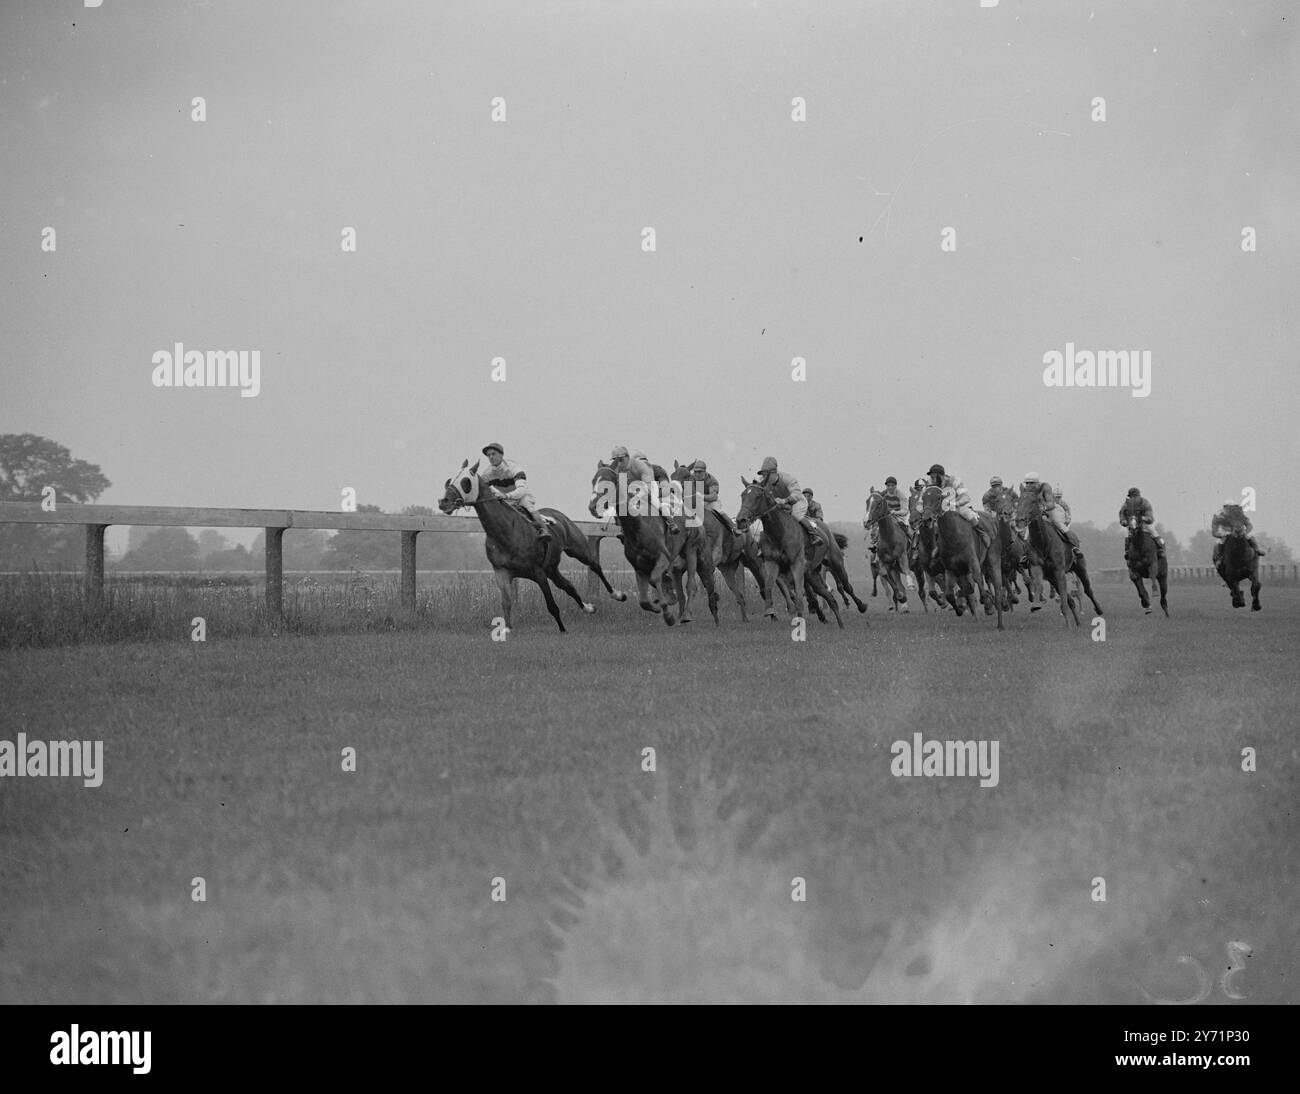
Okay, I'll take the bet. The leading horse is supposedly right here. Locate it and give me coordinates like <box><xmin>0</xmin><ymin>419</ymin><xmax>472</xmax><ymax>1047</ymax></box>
<box><xmin>1125</xmin><ymin>521</ymin><xmax>1169</xmax><ymax>616</ymax></box>
<box><xmin>919</xmin><ymin>485</ymin><xmax>1004</xmax><ymax>631</ymax></box>
<box><xmin>441</xmin><ymin>458</ymin><xmax>624</xmax><ymax>634</ymax></box>
<box><xmin>1215</xmin><ymin>521</ymin><xmax>1262</xmax><ymax>611</ymax></box>
<box><xmin>1014</xmin><ymin>490</ymin><xmax>1103</xmax><ymax>627</ymax></box>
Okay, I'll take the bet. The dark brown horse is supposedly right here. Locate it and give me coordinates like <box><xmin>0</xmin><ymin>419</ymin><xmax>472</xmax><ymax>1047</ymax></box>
<box><xmin>440</xmin><ymin>458</ymin><xmax>619</xmax><ymax>633</ymax></box>
<box><xmin>863</xmin><ymin>488</ymin><xmax>910</xmax><ymax>613</ymax></box>
<box><xmin>1215</xmin><ymin>520</ymin><xmax>1261</xmax><ymax>611</ymax></box>
<box><xmin>735</xmin><ymin>477</ymin><xmax>867</xmax><ymax>627</ymax></box>
<box><xmin>988</xmin><ymin>487</ymin><xmax>1030</xmax><ymax>612</ymax></box>
<box><xmin>919</xmin><ymin>486</ymin><xmax>1004</xmax><ymax>630</ymax></box>
<box><xmin>910</xmin><ymin>518</ymin><xmax>948</xmax><ymax>611</ymax></box>
<box><xmin>1125</xmin><ymin>521</ymin><xmax>1169</xmax><ymax>616</ymax></box>
<box><xmin>589</xmin><ymin>461</ymin><xmax>719</xmax><ymax>625</ymax></box>
<box><xmin>670</xmin><ymin>460</ymin><xmax>769</xmax><ymax>621</ymax></box>
<box><xmin>1014</xmin><ymin>490</ymin><xmax>1103</xmax><ymax>627</ymax></box>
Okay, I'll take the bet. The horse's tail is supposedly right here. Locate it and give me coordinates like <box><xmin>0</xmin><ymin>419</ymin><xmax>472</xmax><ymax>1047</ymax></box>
<box><xmin>833</xmin><ymin>532</ymin><xmax>849</xmax><ymax>550</ymax></box>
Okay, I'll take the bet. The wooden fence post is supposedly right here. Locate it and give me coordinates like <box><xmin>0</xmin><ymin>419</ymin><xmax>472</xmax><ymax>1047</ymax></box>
<box><xmin>401</xmin><ymin>531</ymin><xmax>418</xmax><ymax>610</ymax></box>
<box><xmin>266</xmin><ymin>527</ymin><xmax>284</xmax><ymax>617</ymax></box>
<box><xmin>85</xmin><ymin>524</ymin><xmax>107</xmax><ymax>607</ymax></box>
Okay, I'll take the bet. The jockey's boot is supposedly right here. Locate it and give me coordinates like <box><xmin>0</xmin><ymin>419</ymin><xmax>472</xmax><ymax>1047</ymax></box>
<box><xmin>529</xmin><ymin>513</ymin><xmax>553</xmax><ymax>550</ymax></box>
<box><xmin>802</xmin><ymin>520</ymin><xmax>824</xmax><ymax>547</ymax></box>
<box><xmin>1155</xmin><ymin>536</ymin><xmax>1166</xmax><ymax>559</ymax></box>
<box><xmin>715</xmin><ymin>510</ymin><xmax>738</xmax><ymax>535</ymax></box>
<box><xmin>1249</xmin><ymin>537</ymin><xmax>1266</xmax><ymax>555</ymax></box>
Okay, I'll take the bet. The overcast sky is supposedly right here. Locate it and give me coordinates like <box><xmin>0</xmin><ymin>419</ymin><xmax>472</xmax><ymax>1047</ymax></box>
<box><xmin>3</xmin><ymin>0</ymin><xmax>1297</xmax><ymax>551</ymax></box>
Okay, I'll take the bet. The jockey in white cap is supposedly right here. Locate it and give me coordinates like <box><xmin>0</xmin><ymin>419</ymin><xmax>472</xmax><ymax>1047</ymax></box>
<box><xmin>1019</xmin><ymin>472</ymin><xmax>1081</xmax><ymax>560</ymax></box>
<box><xmin>478</xmin><ymin>442</ymin><xmax>550</xmax><ymax>543</ymax></box>
<box><xmin>755</xmin><ymin>456</ymin><xmax>823</xmax><ymax>545</ymax></box>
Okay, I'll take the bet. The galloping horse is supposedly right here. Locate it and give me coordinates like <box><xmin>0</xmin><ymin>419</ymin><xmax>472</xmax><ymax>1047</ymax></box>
<box><xmin>735</xmin><ymin>477</ymin><xmax>867</xmax><ymax>627</ymax></box>
<box><xmin>589</xmin><ymin>461</ymin><xmax>719</xmax><ymax>625</ymax></box>
<box><xmin>1125</xmin><ymin>521</ymin><xmax>1169</xmax><ymax>616</ymax></box>
<box><xmin>670</xmin><ymin>460</ymin><xmax>768</xmax><ymax>621</ymax></box>
<box><xmin>863</xmin><ymin>488</ymin><xmax>910</xmax><ymax>613</ymax></box>
<box><xmin>441</xmin><ymin>458</ymin><xmax>623</xmax><ymax>634</ymax></box>
<box><xmin>910</xmin><ymin>519</ymin><xmax>948</xmax><ymax>611</ymax></box>
<box><xmin>1014</xmin><ymin>490</ymin><xmax>1103</xmax><ymax>627</ymax></box>
<box><xmin>988</xmin><ymin>487</ymin><xmax>1031</xmax><ymax>612</ymax></box>
<box><xmin>1215</xmin><ymin>519</ymin><xmax>1262</xmax><ymax>611</ymax></box>
<box><xmin>919</xmin><ymin>485</ymin><xmax>1004</xmax><ymax>631</ymax></box>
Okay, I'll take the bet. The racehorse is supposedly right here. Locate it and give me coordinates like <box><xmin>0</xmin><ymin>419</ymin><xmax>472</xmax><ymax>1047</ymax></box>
<box><xmin>1125</xmin><ymin>521</ymin><xmax>1169</xmax><ymax>616</ymax></box>
<box><xmin>988</xmin><ymin>487</ymin><xmax>1029</xmax><ymax>612</ymax></box>
<box><xmin>669</xmin><ymin>460</ymin><xmax>770</xmax><ymax>621</ymax></box>
<box><xmin>735</xmin><ymin>477</ymin><xmax>868</xmax><ymax>627</ymax></box>
<box><xmin>589</xmin><ymin>461</ymin><xmax>718</xmax><ymax>625</ymax></box>
<box><xmin>910</xmin><ymin>519</ymin><xmax>948</xmax><ymax>611</ymax></box>
<box><xmin>1014</xmin><ymin>490</ymin><xmax>1103</xmax><ymax>627</ymax></box>
<box><xmin>919</xmin><ymin>485</ymin><xmax>1004</xmax><ymax>631</ymax></box>
<box><xmin>863</xmin><ymin>488</ymin><xmax>910</xmax><ymax>613</ymax></box>
<box><xmin>441</xmin><ymin>458</ymin><xmax>623</xmax><ymax>634</ymax></box>
<box><xmin>1215</xmin><ymin>519</ymin><xmax>1262</xmax><ymax>611</ymax></box>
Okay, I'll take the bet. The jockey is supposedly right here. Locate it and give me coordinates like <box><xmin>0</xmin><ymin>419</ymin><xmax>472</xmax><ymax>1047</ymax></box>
<box><xmin>689</xmin><ymin>459</ymin><xmax>738</xmax><ymax>533</ymax></box>
<box><xmin>610</xmin><ymin>445</ymin><xmax>670</xmax><ymax>515</ymax></box>
<box><xmin>755</xmin><ymin>456</ymin><xmax>823</xmax><ymax>545</ymax></box>
<box><xmin>479</xmin><ymin>443</ymin><xmax>550</xmax><ymax>544</ymax></box>
<box><xmin>1019</xmin><ymin>473</ymin><xmax>1081</xmax><ymax>561</ymax></box>
<box><xmin>982</xmin><ymin>476</ymin><xmax>1016</xmax><ymax>516</ymax></box>
<box><xmin>802</xmin><ymin>488</ymin><xmax>825</xmax><ymax>520</ymax></box>
<box><xmin>869</xmin><ymin>476</ymin><xmax>912</xmax><ymax>556</ymax></box>
<box><xmin>1211</xmin><ymin>499</ymin><xmax>1265</xmax><ymax>564</ymax></box>
<box><xmin>908</xmin><ymin>477</ymin><xmax>928</xmax><ymax>531</ymax></box>
<box><xmin>1118</xmin><ymin>487</ymin><xmax>1166</xmax><ymax>560</ymax></box>
<box><xmin>927</xmin><ymin>464</ymin><xmax>990</xmax><ymax>550</ymax></box>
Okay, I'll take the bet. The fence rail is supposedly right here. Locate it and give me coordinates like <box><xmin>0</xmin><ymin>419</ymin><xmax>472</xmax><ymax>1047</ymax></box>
<box><xmin>1093</xmin><ymin>564</ymin><xmax>1298</xmax><ymax>583</ymax></box>
<box><xmin>0</xmin><ymin>502</ymin><xmax>621</xmax><ymax>615</ymax></box>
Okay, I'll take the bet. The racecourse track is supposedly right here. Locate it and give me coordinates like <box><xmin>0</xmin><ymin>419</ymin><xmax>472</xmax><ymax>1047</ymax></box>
<box><xmin>1</xmin><ymin>577</ymin><xmax>1296</xmax><ymax>1003</ymax></box>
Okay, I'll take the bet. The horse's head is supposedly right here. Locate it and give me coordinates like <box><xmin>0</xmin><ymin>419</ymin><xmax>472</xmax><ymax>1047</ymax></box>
<box><xmin>992</xmin><ymin>486</ymin><xmax>1018</xmax><ymax>521</ymax></box>
<box><xmin>1015</xmin><ymin>486</ymin><xmax>1044</xmax><ymax>525</ymax></box>
<box><xmin>589</xmin><ymin>460</ymin><xmax>619</xmax><ymax>518</ymax></box>
<box><xmin>734</xmin><ymin>476</ymin><xmax>774</xmax><ymax>531</ymax></box>
<box><xmin>669</xmin><ymin>459</ymin><xmax>694</xmax><ymax>483</ymax></box>
<box><xmin>863</xmin><ymin>487</ymin><xmax>887</xmax><ymax>527</ymax></box>
<box><xmin>919</xmin><ymin>484</ymin><xmax>949</xmax><ymax>522</ymax></box>
<box><xmin>439</xmin><ymin>459</ymin><xmax>482</xmax><ymax>513</ymax></box>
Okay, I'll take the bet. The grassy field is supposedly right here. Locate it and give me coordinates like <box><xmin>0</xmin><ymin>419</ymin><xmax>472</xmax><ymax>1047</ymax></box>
<box><xmin>1</xmin><ymin>576</ymin><xmax>1296</xmax><ymax>1003</ymax></box>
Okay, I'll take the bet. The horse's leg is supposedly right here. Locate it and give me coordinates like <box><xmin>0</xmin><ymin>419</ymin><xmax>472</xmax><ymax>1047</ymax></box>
<box><xmin>652</xmin><ymin>555</ymin><xmax>678</xmax><ymax>626</ymax></box>
<box><xmin>700</xmin><ymin>554</ymin><xmax>720</xmax><ymax>625</ymax></box>
<box><xmin>789</xmin><ymin>559</ymin><xmax>808</xmax><ymax>620</ymax></box>
<box><xmin>581</xmin><ymin>547</ymin><xmax>627</xmax><ymax>601</ymax></box>
<box><xmin>547</xmin><ymin>565</ymin><xmax>594</xmax><ymax>615</ymax></box>
<box><xmin>804</xmin><ymin>574</ymin><xmax>829</xmax><ymax>623</ymax></box>
<box><xmin>1130</xmin><ymin>568</ymin><xmax>1151</xmax><ymax>613</ymax></box>
<box><xmin>1075</xmin><ymin>562</ymin><xmax>1102</xmax><ymax>619</ymax></box>
<box><xmin>1250</xmin><ymin>563</ymin><xmax>1262</xmax><ymax>611</ymax></box>
<box><xmin>532</xmin><ymin>571</ymin><xmax>566</xmax><ymax>632</ymax></box>
<box><xmin>679</xmin><ymin>552</ymin><xmax>696</xmax><ymax>624</ymax></box>
<box><xmin>761</xmin><ymin>558</ymin><xmax>779</xmax><ymax>619</ymax></box>
<box><xmin>829</xmin><ymin>556</ymin><xmax>869</xmax><ymax>614</ymax></box>
<box><xmin>808</xmin><ymin>567</ymin><xmax>843</xmax><ymax>628</ymax></box>
<box><xmin>720</xmin><ymin>560</ymin><xmax>748</xmax><ymax>621</ymax></box>
<box><xmin>634</xmin><ymin>571</ymin><xmax>660</xmax><ymax>613</ymax></box>
<box><xmin>494</xmin><ymin>568</ymin><xmax>514</xmax><ymax>632</ymax></box>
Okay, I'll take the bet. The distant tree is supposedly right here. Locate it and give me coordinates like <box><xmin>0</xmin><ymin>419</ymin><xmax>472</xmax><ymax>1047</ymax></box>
<box><xmin>196</xmin><ymin>530</ymin><xmax>231</xmax><ymax>557</ymax></box>
<box><xmin>115</xmin><ymin>527</ymin><xmax>201</xmax><ymax>571</ymax></box>
<box><xmin>1073</xmin><ymin>521</ymin><xmax>1127</xmax><ymax>569</ymax></box>
<box><xmin>204</xmin><ymin>544</ymin><xmax>253</xmax><ymax>571</ymax></box>
<box><xmin>0</xmin><ymin>434</ymin><xmax>112</xmax><ymax>570</ymax></box>
<box><xmin>248</xmin><ymin>528</ymin><xmax>329</xmax><ymax>571</ymax></box>
<box><xmin>1187</xmin><ymin>529</ymin><xmax>1216</xmax><ymax>564</ymax></box>
<box><xmin>318</xmin><ymin>504</ymin><xmax>398</xmax><ymax>570</ymax></box>
<box><xmin>1255</xmin><ymin>532</ymin><xmax>1293</xmax><ymax>562</ymax></box>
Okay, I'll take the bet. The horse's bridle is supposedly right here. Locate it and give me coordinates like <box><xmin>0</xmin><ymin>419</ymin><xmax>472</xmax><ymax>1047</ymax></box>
<box><xmin>737</xmin><ymin>482</ymin><xmax>784</xmax><ymax>526</ymax></box>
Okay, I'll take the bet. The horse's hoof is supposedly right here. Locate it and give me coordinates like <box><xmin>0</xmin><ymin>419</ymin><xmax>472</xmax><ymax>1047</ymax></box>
<box><xmin>1030</xmin><ymin>605</ymin><xmax>1042</xmax><ymax>612</ymax></box>
<box><xmin>639</xmin><ymin>602</ymin><xmax>661</xmax><ymax>614</ymax></box>
<box><xmin>612</xmin><ymin>591</ymin><xmax>628</xmax><ymax>602</ymax></box>
<box><xmin>1145</xmin><ymin>608</ymin><xmax>1152</xmax><ymax>615</ymax></box>
<box><xmin>1252</xmin><ymin>604</ymin><xmax>1261</xmax><ymax>612</ymax></box>
<box><xmin>582</xmin><ymin>603</ymin><xmax>595</xmax><ymax>614</ymax></box>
